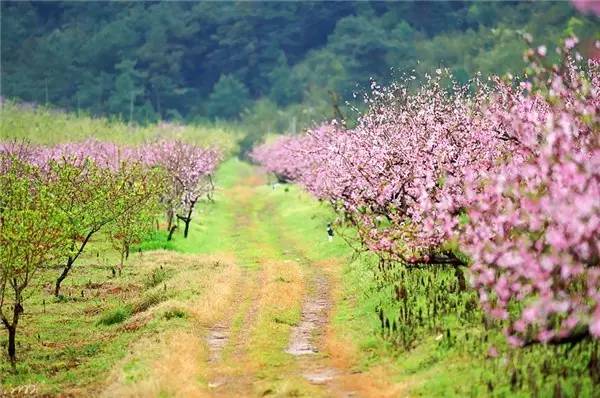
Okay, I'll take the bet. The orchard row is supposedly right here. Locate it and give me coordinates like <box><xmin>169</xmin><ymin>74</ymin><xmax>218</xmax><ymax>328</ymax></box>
<box><xmin>0</xmin><ymin>139</ymin><xmax>220</xmax><ymax>365</ymax></box>
<box><xmin>252</xmin><ymin>39</ymin><xmax>599</xmax><ymax>348</ymax></box>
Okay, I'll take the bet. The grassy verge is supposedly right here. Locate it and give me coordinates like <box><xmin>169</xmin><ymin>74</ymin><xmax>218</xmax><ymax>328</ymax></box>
<box><xmin>0</xmin><ymin>248</ymin><xmax>234</xmax><ymax>395</ymax></box>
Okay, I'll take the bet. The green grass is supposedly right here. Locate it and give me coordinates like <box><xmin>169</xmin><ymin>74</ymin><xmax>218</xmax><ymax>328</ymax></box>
<box><xmin>163</xmin><ymin>159</ymin><xmax>244</xmax><ymax>255</ymax></box>
<box><xmin>0</xmin><ymin>221</ymin><xmax>228</xmax><ymax>393</ymax></box>
<box><xmin>143</xmin><ymin>267</ymin><xmax>174</xmax><ymax>289</ymax></box>
<box><xmin>0</xmin><ymin>101</ymin><xmax>241</xmax><ymax>155</ymax></box>
<box><xmin>97</xmin><ymin>306</ymin><xmax>132</xmax><ymax>326</ymax></box>
<box><xmin>135</xmin><ymin>231</ymin><xmax>175</xmax><ymax>252</ymax></box>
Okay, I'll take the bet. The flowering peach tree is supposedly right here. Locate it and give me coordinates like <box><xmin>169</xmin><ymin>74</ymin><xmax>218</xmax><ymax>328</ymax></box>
<box><xmin>252</xmin><ymin>39</ymin><xmax>599</xmax><ymax>345</ymax></box>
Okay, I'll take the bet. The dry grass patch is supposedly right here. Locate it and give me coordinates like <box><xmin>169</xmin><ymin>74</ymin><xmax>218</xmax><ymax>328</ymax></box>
<box><xmin>198</xmin><ymin>259</ymin><xmax>310</xmax><ymax>397</ymax></box>
<box><xmin>249</xmin><ymin>259</ymin><xmax>304</xmax><ymax>363</ymax></box>
<box><xmin>102</xmin><ymin>331</ymin><xmax>208</xmax><ymax>398</ymax></box>
<box><xmin>245</xmin><ymin>259</ymin><xmax>324</xmax><ymax>396</ymax></box>
<box><xmin>100</xmin><ymin>252</ymin><xmax>241</xmax><ymax>397</ymax></box>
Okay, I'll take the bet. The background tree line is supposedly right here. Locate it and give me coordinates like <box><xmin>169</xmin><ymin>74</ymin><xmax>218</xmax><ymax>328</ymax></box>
<box><xmin>1</xmin><ymin>1</ymin><xmax>598</xmax><ymax>134</ymax></box>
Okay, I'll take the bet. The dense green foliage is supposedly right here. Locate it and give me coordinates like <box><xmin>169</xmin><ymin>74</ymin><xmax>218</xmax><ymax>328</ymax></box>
<box><xmin>0</xmin><ymin>158</ymin><xmax>68</xmax><ymax>366</ymax></box>
<box><xmin>2</xmin><ymin>1</ymin><xmax>598</xmax><ymax>133</ymax></box>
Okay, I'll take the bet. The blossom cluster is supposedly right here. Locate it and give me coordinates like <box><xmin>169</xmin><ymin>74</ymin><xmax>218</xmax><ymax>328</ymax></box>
<box><xmin>251</xmin><ymin>42</ymin><xmax>599</xmax><ymax>344</ymax></box>
<box><xmin>143</xmin><ymin>140</ymin><xmax>221</xmax><ymax>210</ymax></box>
<box><xmin>1</xmin><ymin>139</ymin><xmax>221</xmax><ymax>219</ymax></box>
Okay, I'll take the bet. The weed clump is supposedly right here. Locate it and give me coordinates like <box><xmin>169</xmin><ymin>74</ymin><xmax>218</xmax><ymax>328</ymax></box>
<box><xmin>132</xmin><ymin>291</ymin><xmax>169</xmax><ymax>314</ymax></box>
<box><xmin>163</xmin><ymin>308</ymin><xmax>187</xmax><ymax>320</ymax></box>
<box><xmin>97</xmin><ymin>306</ymin><xmax>131</xmax><ymax>326</ymax></box>
<box><xmin>144</xmin><ymin>267</ymin><xmax>173</xmax><ymax>288</ymax></box>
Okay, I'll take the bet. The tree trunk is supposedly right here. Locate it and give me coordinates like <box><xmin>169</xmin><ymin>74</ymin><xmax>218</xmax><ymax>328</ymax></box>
<box><xmin>55</xmin><ymin>258</ymin><xmax>73</xmax><ymax>297</ymax></box>
<box><xmin>7</xmin><ymin>324</ymin><xmax>16</xmax><ymax>367</ymax></box>
<box><xmin>180</xmin><ymin>206</ymin><xmax>194</xmax><ymax>239</ymax></box>
<box><xmin>118</xmin><ymin>250</ymin><xmax>125</xmax><ymax>276</ymax></box>
<box><xmin>176</xmin><ymin>212</ymin><xmax>193</xmax><ymax>239</ymax></box>
<box><xmin>182</xmin><ymin>201</ymin><xmax>196</xmax><ymax>239</ymax></box>
<box><xmin>183</xmin><ymin>217</ymin><xmax>191</xmax><ymax>238</ymax></box>
<box><xmin>166</xmin><ymin>209</ymin><xmax>174</xmax><ymax>231</ymax></box>
<box><xmin>3</xmin><ymin>298</ymin><xmax>22</xmax><ymax>369</ymax></box>
<box><xmin>55</xmin><ymin>231</ymin><xmax>95</xmax><ymax>297</ymax></box>
<box><xmin>167</xmin><ymin>225</ymin><xmax>177</xmax><ymax>241</ymax></box>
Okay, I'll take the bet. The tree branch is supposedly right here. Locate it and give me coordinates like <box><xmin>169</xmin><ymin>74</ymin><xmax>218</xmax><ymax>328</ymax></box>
<box><xmin>522</xmin><ymin>328</ymin><xmax>590</xmax><ymax>348</ymax></box>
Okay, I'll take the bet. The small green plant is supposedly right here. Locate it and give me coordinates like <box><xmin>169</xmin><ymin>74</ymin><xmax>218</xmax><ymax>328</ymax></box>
<box><xmin>132</xmin><ymin>291</ymin><xmax>168</xmax><ymax>314</ymax></box>
<box><xmin>163</xmin><ymin>308</ymin><xmax>187</xmax><ymax>320</ymax></box>
<box><xmin>144</xmin><ymin>267</ymin><xmax>173</xmax><ymax>288</ymax></box>
<box><xmin>134</xmin><ymin>230</ymin><xmax>175</xmax><ymax>252</ymax></box>
<box><xmin>97</xmin><ymin>306</ymin><xmax>132</xmax><ymax>326</ymax></box>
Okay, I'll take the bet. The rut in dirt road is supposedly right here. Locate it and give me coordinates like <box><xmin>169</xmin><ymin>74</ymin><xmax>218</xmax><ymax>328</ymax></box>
<box><xmin>207</xmin><ymin>324</ymin><xmax>230</xmax><ymax>363</ymax></box>
<box><xmin>277</xmin><ymin>233</ymin><xmax>357</xmax><ymax>397</ymax></box>
<box><xmin>286</xmin><ymin>273</ymin><xmax>330</xmax><ymax>356</ymax></box>
<box><xmin>287</xmin><ymin>272</ymin><xmax>341</xmax><ymax>386</ymax></box>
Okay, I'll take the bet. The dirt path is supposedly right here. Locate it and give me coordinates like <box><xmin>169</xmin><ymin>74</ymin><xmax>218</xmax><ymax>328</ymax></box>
<box><xmin>286</xmin><ymin>273</ymin><xmax>330</xmax><ymax>357</ymax></box>
<box><xmin>102</xmin><ymin>161</ymin><xmax>405</xmax><ymax>397</ymax></box>
<box><xmin>288</xmin><ymin>271</ymin><xmax>351</xmax><ymax>393</ymax></box>
<box><xmin>274</xmin><ymin>225</ymin><xmax>359</xmax><ymax>398</ymax></box>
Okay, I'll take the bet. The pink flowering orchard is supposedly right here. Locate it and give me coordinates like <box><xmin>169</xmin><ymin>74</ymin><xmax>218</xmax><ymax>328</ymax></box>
<box><xmin>0</xmin><ymin>139</ymin><xmax>221</xmax><ymax>297</ymax></box>
<box><xmin>0</xmin><ymin>137</ymin><xmax>221</xmax><ymax>362</ymax></box>
<box><xmin>252</xmin><ymin>40</ymin><xmax>600</xmax><ymax>345</ymax></box>
<box><xmin>463</xmin><ymin>55</ymin><xmax>600</xmax><ymax>345</ymax></box>
<box><xmin>142</xmin><ymin>140</ymin><xmax>221</xmax><ymax>238</ymax></box>
<box><xmin>0</xmin><ymin>139</ymin><xmax>221</xmax><ymax>239</ymax></box>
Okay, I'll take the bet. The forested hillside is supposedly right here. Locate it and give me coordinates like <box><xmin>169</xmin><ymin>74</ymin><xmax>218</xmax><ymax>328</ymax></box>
<box><xmin>2</xmin><ymin>1</ymin><xmax>598</xmax><ymax>130</ymax></box>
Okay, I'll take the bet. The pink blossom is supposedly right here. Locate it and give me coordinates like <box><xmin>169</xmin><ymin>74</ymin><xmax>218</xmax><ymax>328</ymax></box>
<box><xmin>591</xmin><ymin>310</ymin><xmax>600</xmax><ymax>337</ymax></box>
<box><xmin>571</xmin><ymin>0</ymin><xmax>600</xmax><ymax>16</ymax></box>
<box><xmin>537</xmin><ymin>45</ymin><xmax>547</xmax><ymax>57</ymax></box>
<box><xmin>252</xmin><ymin>42</ymin><xmax>600</xmax><ymax>345</ymax></box>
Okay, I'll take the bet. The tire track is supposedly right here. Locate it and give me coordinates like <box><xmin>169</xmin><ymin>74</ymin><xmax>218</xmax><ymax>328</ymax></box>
<box><xmin>205</xmin><ymin>176</ymin><xmax>271</xmax><ymax>396</ymax></box>
<box><xmin>261</xmin><ymin>194</ymin><xmax>358</xmax><ymax>397</ymax></box>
